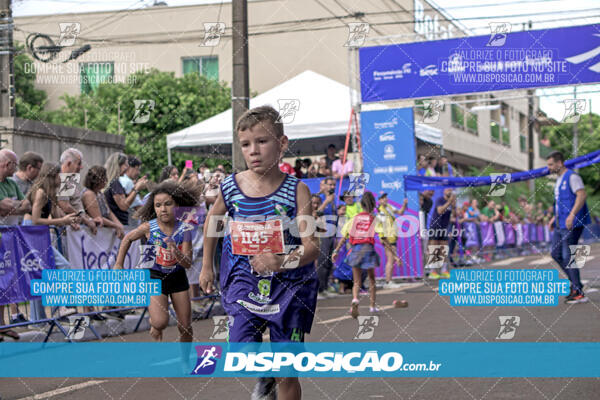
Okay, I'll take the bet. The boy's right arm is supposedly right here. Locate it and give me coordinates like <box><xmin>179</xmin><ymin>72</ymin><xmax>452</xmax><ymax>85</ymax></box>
<box><xmin>200</xmin><ymin>190</ymin><xmax>227</xmax><ymax>294</ymax></box>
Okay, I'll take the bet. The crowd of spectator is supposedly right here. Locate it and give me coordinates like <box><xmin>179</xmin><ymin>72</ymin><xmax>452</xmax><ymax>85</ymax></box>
<box><xmin>0</xmin><ymin>147</ymin><xmax>230</xmax><ymax>339</ymax></box>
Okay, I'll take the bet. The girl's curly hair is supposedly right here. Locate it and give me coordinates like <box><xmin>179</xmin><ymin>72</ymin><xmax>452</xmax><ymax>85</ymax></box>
<box><xmin>134</xmin><ymin>180</ymin><xmax>201</xmax><ymax>221</ymax></box>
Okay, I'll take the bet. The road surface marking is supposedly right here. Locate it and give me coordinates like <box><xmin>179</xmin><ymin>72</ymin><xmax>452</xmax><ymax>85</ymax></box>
<box><xmin>17</xmin><ymin>380</ymin><xmax>107</xmax><ymax>400</ymax></box>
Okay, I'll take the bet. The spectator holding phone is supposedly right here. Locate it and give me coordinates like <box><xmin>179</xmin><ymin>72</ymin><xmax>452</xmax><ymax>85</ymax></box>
<box><xmin>104</xmin><ymin>152</ymin><xmax>148</xmax><ymax>226</ymax></box>
<box><xmin>119</xmin><ymin>156</ymin><xmax>145</xmax><ymax>227</ymax></box>
<box><xmin>57</xmin><ymin>148</ymin><xmax>98</xmax><ymax>234</ymax></box>
<box><xmin>24</xmin><ymin>162</ymin><xmax>79</xmax><ymax>321</ymax></box>
<box><xmin>82</xmin><ymin>166</ymin><xmax>125</xmax><ymax>239</ymax></box>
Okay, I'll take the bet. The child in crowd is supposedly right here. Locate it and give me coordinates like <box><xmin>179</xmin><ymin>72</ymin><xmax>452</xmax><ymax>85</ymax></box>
<box><xmin>332</xmin><ymin>204</ymin><xmax>353</xmax><ymax>294</ymax></box>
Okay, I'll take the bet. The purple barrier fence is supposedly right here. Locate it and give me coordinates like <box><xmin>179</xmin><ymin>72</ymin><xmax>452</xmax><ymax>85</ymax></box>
<box><xmin>522</xmin><ymin>224</ymin><xmax>530</xmax><ymax>244</ymax></box>
<box><xmin>529</xmin><ymin>223</ymin><xmax>537</xmax><ymax>242</ymax></box>
<box><xmin>537</xmin><ymin>225</ymin><xmax>545</xmax><ymax>243</ymax></box>
<box><xmin>504</xmin><ymin>223</ymin><xmax>516</xmax><ymax>245</ymax></box>
<box><xmin>464</xmin><ymin>222</ymin><xmax>480</xmax><ymax>248</ymax></box>
<box><xmin>480</xmin><ymin>222</ymin><xmax>495</xmax><ymax>247</ymax></box>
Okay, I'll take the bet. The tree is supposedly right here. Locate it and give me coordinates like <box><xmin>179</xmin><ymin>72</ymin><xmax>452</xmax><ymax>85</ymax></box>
<box><xmin>542</xmin><ymin>113</ymin><xmax>600</xmax><ymax>215</ymax></box>
<box><xmin>13</xmin><ymin>43</ymin><xmax>48</xmax><ymax>120</ymax></box>
<box><xmin>46</xmin><ymin>69</ymin><xmax>231</xmax><ymax>179</ymax></box>
<box><xmin>463</xmin><ymin>165</ymin><xmax>555</xmax><ymax>217</ymax></box>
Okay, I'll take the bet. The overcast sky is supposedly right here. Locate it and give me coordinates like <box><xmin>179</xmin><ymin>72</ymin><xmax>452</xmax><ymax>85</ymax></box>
<box><xmin>12</xmin><ymin>0</ymin><xmax>600</xmax><ymax>120</ymax></box>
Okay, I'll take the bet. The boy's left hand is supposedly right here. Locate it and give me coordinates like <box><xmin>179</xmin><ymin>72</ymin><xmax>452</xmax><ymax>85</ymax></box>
<box><xmin>249</xmin><ymin>253</ymin><xmax>285</xmax><ymax>275</ymax></box>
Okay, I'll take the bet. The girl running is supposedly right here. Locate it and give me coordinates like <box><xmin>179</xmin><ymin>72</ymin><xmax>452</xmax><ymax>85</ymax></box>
<box><xmin>115</xmin><ymin>180</ymin><xmax>200</xmax><ymax>342</ymax></box>
<box><xmin>332</xmin><ymin>191</ymin><xmax>381</xmax><ymax>318</ymax></box>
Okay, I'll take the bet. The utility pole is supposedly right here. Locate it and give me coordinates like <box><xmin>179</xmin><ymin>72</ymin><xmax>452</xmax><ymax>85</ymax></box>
<box><xmin>231</xmin><ymin>0</ymin><xmax>249</xmax><ymax>172</ymax></box>
<box><xmin>572</xmin><ymin>86</ymin><xmax>578</xmax><ymax>158</ymax></box>
<box><xmin>590</xmin><ymin>99</ymin><xmax>593</xmax><ymax>138</ymax></box>
<box><xmin>526</xmin><ymin>20</ymin><xmax>535</xmax><ymax>192</ymax></box>
<box><xmin>0</xmin><ymin>0</ymin><xmax>14</xmax><ymax>119</ymax></box>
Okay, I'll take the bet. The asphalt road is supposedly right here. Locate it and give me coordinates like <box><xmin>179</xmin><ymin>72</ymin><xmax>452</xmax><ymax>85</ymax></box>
<box><xmin>2</xmin><ymin>244</ymin><xmax>600</xmax><ymax>399</ymax></box>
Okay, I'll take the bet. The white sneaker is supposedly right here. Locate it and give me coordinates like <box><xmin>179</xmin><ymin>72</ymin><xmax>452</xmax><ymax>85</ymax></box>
<box><xmin>382</xmin><ymin>282</ymin><xmax>404</xmax><ymax>290</ymax></box>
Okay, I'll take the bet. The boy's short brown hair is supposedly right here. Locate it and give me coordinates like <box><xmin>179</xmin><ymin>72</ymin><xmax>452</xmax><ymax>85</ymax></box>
<box><xmin>236</xmin><ymin>105</ymin><xmax>284</xmax><ymax>137</ymax></box>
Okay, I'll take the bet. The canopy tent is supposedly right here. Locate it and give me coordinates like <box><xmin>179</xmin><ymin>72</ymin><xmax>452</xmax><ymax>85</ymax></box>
<box><xmin>166</xmin><ymin>70</ymin><xmax>442</xmax><ymax>158</ymax></box>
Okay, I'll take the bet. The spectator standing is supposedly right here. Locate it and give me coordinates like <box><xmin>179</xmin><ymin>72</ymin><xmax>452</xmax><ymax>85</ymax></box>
<box><xmin>425</xmin><ymin>157</ymin><xmax>437</xmax><ymax>176</ymax></box>
<box><xmin>340</xmin><ymin>191</ymin><xmax>362</xmax><ymax>220</ymax></box>
<box><xmin>427</xmin><ymin>188</ymin><xmax>455</xmax><ymax>279</ymax></box>
<box><xmin>316</xmin><ymin>177</ymin><xmax>337</xmax><ymax>299</ymax></box>
<box><xmin>417</xmin><ymin>154</ymin><xmax>427</xmax><ymax>176</ymax></box>
<box><xmin>104</xmin><ymin>153</ymin><xmax>148</xmax><ymax>226</ymax></box>
<box><xmin>0</xmin><ymin>149</ymin><xmax>31</xmax><ymax>333</ymax></box>
<box><xmin>332</xmin><ymin>149</ymin><xmax>354</xmax><ymax>179</ymax></box>
<box><xmin>439</xmin><ymin>155</ymin><xmax>454</xmax><ymax>177</ymax></box>
<box><xmin>12</xmin><ymin>151</ymin><xmax>43</xmax><ymax>196</ymax></box>
<box><xmin>119</xmin><ymin>156</ymin><xmax>145</xmax><ymax>227</ymax></box>
<box><xmin>25</xmin><ymin>163</ymin><xmax>80</xmax><ymax>322</ymax></box>
<box><xmin>57</xmin><ymin>148</ymin><xmax>97</xmax><ymax>234</ymax></box>
<box><xmin>481</xmin><ymin>200</ymin><xmax>500</xmax><ymax>222</ymax></box>
<box><xmin>465</xmin><ymin>199</ymin><xmax>480</xmax><ymax>220</ymax></box>
<box><xmin>324</xmin><ymin>144</ymin><xmax>338</xmax><ymax>170</ymax></box>
<box><xmin>81</xmin><ymin>166</ymin><xmax>124</xmax><ymax>239</ymax></box>
<box><xmin>159</xmin><ymin>165</ymin><xmax>179</xmax><ymax>182</ymax></box>
<box><xmin>293</xmin><ymin>159</ymin><xmax>304</xmax><ymax>178</ymax></box>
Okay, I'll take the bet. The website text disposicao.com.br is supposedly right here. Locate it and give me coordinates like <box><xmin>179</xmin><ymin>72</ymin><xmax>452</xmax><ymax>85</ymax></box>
<box><xmin>222</xmin><ymin>351</ymin><xmax>442</xmax><ymax>373</ymax></box>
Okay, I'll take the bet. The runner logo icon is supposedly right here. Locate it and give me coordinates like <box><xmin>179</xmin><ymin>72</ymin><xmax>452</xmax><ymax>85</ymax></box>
<box><xmin>354</xmin><ymin>316</ymin><xmax>379</xmax><ymax>339</ymax></box>
<box><xmin>191</xmin><ymin>345</ymin><xmax>222</xmax><ymax>375</ymax></box>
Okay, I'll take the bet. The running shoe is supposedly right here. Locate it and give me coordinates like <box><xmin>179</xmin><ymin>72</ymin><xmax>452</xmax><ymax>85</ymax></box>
<box><xmin>369</xmin><ymin>307</ymin><xmax>380</xmax><ymax>313</ymax></box>
<box><xmin>350</xmin><ymin>300</ymin><xmax>360</xmax><ymax>319</ymax></box>
<box><xmin>251</xmin><ymin>377</ymin><xmax>277</xmax><ymax>400</ymax></box>
<box><xmin>428</xmin><ymin>272</ymin><xmax>440</xmax><ymax>280</ymax></box>
<box><xmin>565</xmin><ymin>293</ymin><xmax>589</xmax><ymax>304</ymax></box>
<box><xmin>440</xmin><ymin>271</ymin><xmax>451</xmax><ymax>279</ymax></box>
<box><xmin>382</xmin><ymin>282</ymin><xmax>404</xmax><ymax>289</ymax></box>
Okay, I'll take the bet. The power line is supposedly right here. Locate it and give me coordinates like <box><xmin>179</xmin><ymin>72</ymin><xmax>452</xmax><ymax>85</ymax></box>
<box><xmin>12</xmin><ymin>5</ymin><xmax>600</xmax><ymax>46</ymax></box>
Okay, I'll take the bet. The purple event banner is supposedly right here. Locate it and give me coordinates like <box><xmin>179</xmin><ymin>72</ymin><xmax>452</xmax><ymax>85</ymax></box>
<box><xmin>0</xmin><ymin>226</ymin><xmax>55</xmax><ymax>305</ymax></box>
<box><xmin>360</xmin><ymin>23</ymin><xmax>600</xmax><ymax>102</ymax></box>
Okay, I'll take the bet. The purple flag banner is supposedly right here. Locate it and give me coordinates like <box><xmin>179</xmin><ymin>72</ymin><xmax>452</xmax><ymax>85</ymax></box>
<box><xmin>0</xmin><ymin>226</ymin><xmax>55</xmax><ymax>306</ymax></box>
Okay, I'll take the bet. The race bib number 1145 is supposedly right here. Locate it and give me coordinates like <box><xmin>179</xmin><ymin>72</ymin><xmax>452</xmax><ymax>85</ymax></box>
<box><xmin>230</xmin><ymin>220</ymin><xmax>284</xmax><ymax>255</ymax></box>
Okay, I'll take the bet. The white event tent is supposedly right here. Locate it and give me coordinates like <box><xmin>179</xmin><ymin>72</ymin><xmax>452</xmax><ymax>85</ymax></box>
<box><xmin>166</xmin><ymin>70</ymin><xmax>442</xmax><ymax>161</ymax></box>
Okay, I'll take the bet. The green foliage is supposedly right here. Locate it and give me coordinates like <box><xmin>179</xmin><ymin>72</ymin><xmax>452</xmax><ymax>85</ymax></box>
<box><xmin>45</xmin><ymin>69</ymin><xmax>231</xmax><ymax>180</ymax></box>
<box><xmin>542</xmin><ymin>113</ymin><xmax>600</xmax><ymax>197</ymax></box>
<box><xmin>462</xmin><ymin>165</ymin><xmax>555</xmax><ymax>217</ymax></box>
<box><xmin>13</xmin><ymin>43</ymin><xmax>48</xmax><ymax>120</ymax></box>
<box><xmin>541</xmin><ymin>113</ymin><xmax>600</xmax><ymax>217</ymax></box>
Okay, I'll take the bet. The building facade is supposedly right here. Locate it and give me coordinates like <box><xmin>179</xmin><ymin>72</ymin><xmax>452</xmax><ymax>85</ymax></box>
<box><xmin>14</xmin><ymin>0</ymin><xmax>547</xmax><ymax>172</ymax></box>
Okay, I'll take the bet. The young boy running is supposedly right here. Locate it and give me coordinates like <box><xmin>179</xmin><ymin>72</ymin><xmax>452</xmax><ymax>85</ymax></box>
<box><xmin>200</xmin><ymin>106</ymin><xmax>319</xmax><ymax>400</ymax></box>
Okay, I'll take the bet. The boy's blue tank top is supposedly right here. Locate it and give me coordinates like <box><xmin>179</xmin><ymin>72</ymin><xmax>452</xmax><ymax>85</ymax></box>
<box><xmin>219</xmin><ymin>173</ymin><xmax>314</xmax><ymax>287</ymax></box>
<box><xmin>147</xmin><ymin>218</ymin><xmax>188</xmax><ymax>273</ymax></box>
